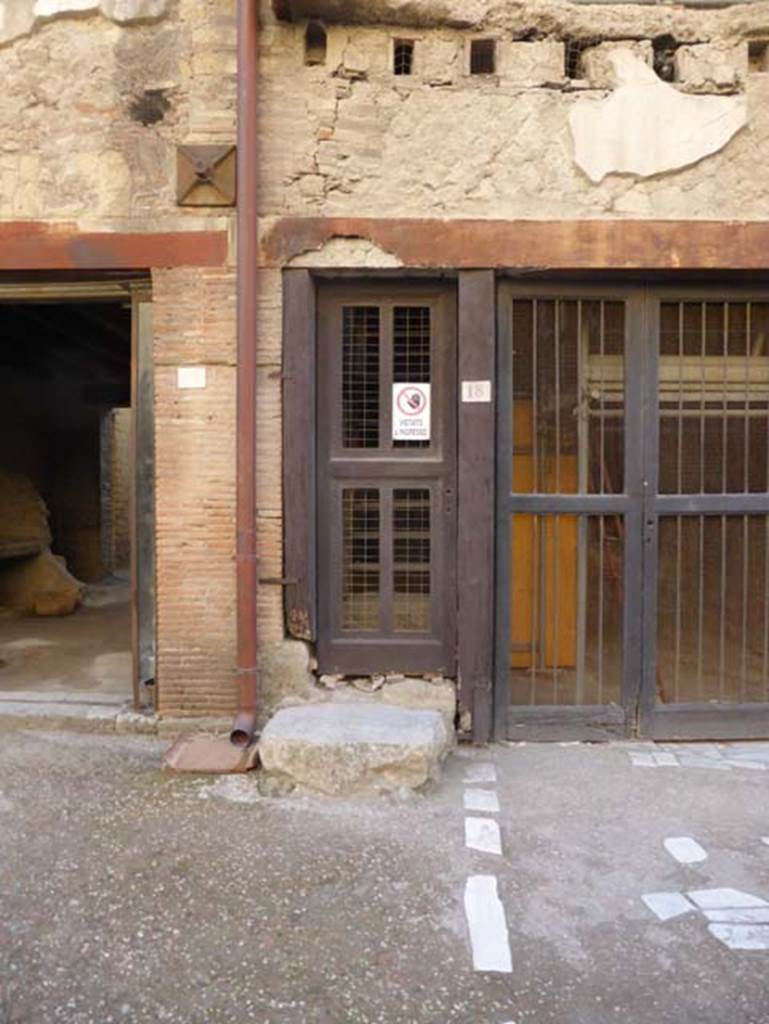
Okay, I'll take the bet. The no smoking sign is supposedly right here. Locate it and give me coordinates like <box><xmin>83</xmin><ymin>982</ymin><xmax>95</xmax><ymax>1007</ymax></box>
<box><xmin>392</xmin><ymin>383</ymin><xmax>431</xmax><ymax>441</ymax></box>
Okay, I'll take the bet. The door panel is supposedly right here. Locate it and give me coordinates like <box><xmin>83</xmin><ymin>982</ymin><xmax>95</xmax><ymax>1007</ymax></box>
<box><xmin>497</xmin><ymin>288</ymin><xmax>634</xmax><ymax>735</ymax></box>
<box><xmin>641</xmin><ymin>294</ymin><xmax>769</xmax><ymax>738</ymax></box>
<box><xmin>317</xmin><ymin>284</ymin><xmax>457</xmax><ymax>676</ymax></box>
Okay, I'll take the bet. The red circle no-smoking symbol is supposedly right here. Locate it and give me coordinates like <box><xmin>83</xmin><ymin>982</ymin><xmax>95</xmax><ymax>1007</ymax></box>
<box><xmin>396</xmin><ymin>385</ymin><xmax>427</xmax><ymax>417</ymax></box>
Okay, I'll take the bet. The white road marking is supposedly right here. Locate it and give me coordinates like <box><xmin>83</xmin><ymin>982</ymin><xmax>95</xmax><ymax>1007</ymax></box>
<box><xmin>629</xmin><ymin>752</ymin><xmax>657</xmax><ymax>767</ymax></box>
<box><xmin>664</xmin><ymin>836</ymin><xmax>708</xmax><ymax>864</ymax></box>
<box><xmin>723</xmin><ymin>759</ymin><xmax>767</xmax><ymax>771</ymax></box>
<box><xmin>708</xmin><ymin>924</ymin><xmax>769</xmax><ymax>950</ymax></box>
<box><xmin>761</xmin><ymin>837</ymin><xmax>769</xmax><ymax>847</ymax></box>
<box><xmin>676</xmin><ymin>755</ymin><xmax>730</xmax><ymax>770</ymax></box>
<box><xmin>464</xmin><ymin>762</ymin><xmax>497</xmax><ymax>784</ymax></box>
<box><xmin>653</xmin><ymin>751</ymin><xmax>679</xmax><ymax>766</ymax></box>
<box><xmin>463</xmin><ymin>789</ymin><xmax>500</xmax><ymax>813</ymax></box>
<box><xmin>463</xmin><ymin>875</ymin><xmax>513</xmax><ymax>973</ymax></box>
<box><xmin>704</xmin><ymin>908</ymin><xmax>769</xmax><ymax>924</ymax></box>
<box><xmin>687</xmin><ymin>888</ymin><xmax>768</xmax><ymax>910</ymax></box>
<box><xmin>465</xmin><ymin>816</ymin><xmax>503</xmax><ymax>856</ymax></box>
<box><xmin>642</xmin><ymin>892</ymin><xmax>695</xmax><ymax>921</ymax></box>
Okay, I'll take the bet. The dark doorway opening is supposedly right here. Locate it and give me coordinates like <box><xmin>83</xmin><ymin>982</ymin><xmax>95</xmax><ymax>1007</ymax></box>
<box><xmin>0</xmin><ymin>299</ymin><xmax>141</xmax><ymax>706</ymax></box>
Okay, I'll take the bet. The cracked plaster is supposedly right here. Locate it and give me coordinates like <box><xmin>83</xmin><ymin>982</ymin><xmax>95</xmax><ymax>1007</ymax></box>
<box><xmin>256</xmin><ymin>19</ymin><xmax>769</xmax><ymax>222</ymax></box>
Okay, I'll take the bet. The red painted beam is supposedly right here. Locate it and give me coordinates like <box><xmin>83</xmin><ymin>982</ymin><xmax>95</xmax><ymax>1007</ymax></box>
<box><xmin>0</xmin><ymin>222</ymin><xmax>228</xmax><ymax>269</ymax></box>
<box><xmin>261</xmin><ymin>217</ymin><xmax>769</xmax><ymax>270</ymax></box>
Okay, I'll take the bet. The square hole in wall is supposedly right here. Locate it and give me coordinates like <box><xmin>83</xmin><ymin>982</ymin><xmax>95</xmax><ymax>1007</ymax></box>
<box><xmin>394</xmin><ymin>38</ymin><xmax>415</xmax><ymax>75</ymax></box>
<box><xmin>652</xmin><ymin>34</ymin><xmax>678</xmax><ymax>82</ymax></box>
<box><xmin>470</xmin><ymin>38</ymin><xmax>496</xmax><ymax>75</ymax></box>
<box><xmin>564</xmin><ymin>38</ymin><xmax>597</xmax><ymax>80</ymax></box>
<box><xmin>304</xmin><ymin>22</ymin><xmax>327</xmax><ymax>66</ymax></box>
<box><xmin>749</xmin><ymin>40</ymin><xmax>769</xmax><ymax>72</ymax></box>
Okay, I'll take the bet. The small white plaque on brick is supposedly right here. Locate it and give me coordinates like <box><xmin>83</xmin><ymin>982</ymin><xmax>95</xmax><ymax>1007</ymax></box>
<box><xmin>462</xmin><ymin>380</ymin><xmax>491</xmax><ymax>403</ymax></box>
<box><xmin>177</xmin><ymin>366</ymin><xmax>206</xmax><ymax>389</ymax></box>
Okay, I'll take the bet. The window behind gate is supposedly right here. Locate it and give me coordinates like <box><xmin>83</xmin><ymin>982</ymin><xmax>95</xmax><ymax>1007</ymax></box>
<box><xmin>316</xmin><ymin>284</ymin><xmax>457</xmax><ymax>676</ymax></box>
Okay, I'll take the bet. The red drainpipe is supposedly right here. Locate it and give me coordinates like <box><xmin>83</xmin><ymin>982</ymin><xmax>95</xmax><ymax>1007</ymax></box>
<box><xmin>230</xmin><ymin>0</ymin><xmax>259</xmax><ymax>747</ymax></box>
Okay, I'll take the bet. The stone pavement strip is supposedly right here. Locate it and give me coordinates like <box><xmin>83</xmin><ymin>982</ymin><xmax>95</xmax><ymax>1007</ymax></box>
<box><xmin>3</xmin><ymin>732</ymin><xmax>769</xmax><ymax>1023</ymax></box>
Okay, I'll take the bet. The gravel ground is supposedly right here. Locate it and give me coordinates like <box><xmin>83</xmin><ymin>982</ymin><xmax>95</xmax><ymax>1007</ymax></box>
<box><xmin>2</xmin><ymin>729</ymin><xmax>769</xmax><ymax>1023</ymax></box>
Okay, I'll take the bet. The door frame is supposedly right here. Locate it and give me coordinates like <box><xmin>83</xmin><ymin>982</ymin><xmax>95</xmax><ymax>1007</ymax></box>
<box><xmin>129</xmin><ymin>287</ymin><xmax>156</xmax><ymax>709</ymax></box>
<box><xmin>0</xmin><ymin>276</ymin><xmax>154</xmax><ymax>712</ymax></box>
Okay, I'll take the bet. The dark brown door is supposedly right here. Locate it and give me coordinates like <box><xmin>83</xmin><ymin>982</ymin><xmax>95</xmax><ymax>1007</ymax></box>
<box><xmin>317</xmin><ymin>282</ymin><xmax>457</xmax><ymax>676</ymax></box>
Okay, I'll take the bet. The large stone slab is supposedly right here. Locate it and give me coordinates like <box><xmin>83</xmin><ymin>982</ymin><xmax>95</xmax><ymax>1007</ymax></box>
<box><xmin>258</xmin><ymin>704</ymin><xmax>451</xmax><ymax>796</ymax></box>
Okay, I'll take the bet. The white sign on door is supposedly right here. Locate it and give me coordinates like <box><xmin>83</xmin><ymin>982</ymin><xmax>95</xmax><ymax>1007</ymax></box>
<box><xmin>392</xmin><ymin>383</ymin><xmax>431</xmax><ymax>441</ymax></box>
<box><xmin>461</xmin><ymin>379</ymin><xmax>492</xmax><ymax>403</ymax></box>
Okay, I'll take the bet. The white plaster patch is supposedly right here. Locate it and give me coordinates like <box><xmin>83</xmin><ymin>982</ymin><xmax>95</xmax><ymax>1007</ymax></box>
<box><xmin>641</xmin><ymin>892</ymin><xmax>695</xmax><ymax>922</ymax></box>
<box><xmin>570</xmin><ymin>49</ymin><xmax>747</xmax><ymax>183</ymax></box>
<box><xmin>464</xmin><ymin>762</ymin><xmax>497</xmax><ymax>784</ymax></box>
<box><xmin>1</xmin><ymin>0</ymin><xmax>169</xmax><ymax>46</ymax></box>
<box><xmin>664</xmin><ymin>836</ymin><xmax>708</xmax><ymax>865</ymax></box>
<box><xmin>708</xmin><ymin>924</ymin><xmax>769</xmax><ymax>950</ymax></box>
<box><xmin>463</xmin><ymin>875</ymin><xmax>513</xmax><ymax>973</ymax></box>
<box><xmin>463</xmin><ymin>788</ymin><xmax>500</xmax><ymax>814</ymax></box>
<box><xmin>465</xmin><ymin>816</ymin><xmax>503</xmax><ymax>856</ymax></box>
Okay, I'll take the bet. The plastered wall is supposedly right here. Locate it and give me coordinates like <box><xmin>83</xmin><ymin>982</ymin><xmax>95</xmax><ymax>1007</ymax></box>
<box><xmin>257</xmin><ymin>11</ymin><xmax>769</xmax><ymax>223</ymax></box>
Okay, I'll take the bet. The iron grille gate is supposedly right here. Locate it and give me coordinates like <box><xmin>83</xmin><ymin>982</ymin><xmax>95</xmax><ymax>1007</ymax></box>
<box><xmin>317</xmin><ymin>283</ymin><xmax>457</xmax><ymax>676</ymax></box>
<box><xmin>496</xmin><ymin>283</ymin><xmax>769</xmax><ymax>741</ymax></box>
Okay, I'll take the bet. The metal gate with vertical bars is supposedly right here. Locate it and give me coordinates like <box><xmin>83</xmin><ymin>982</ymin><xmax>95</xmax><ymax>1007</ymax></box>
<box><xmin>496</xmin><ymin>282</ymin><xmax>769</xmax><ymax>740</ymax></box>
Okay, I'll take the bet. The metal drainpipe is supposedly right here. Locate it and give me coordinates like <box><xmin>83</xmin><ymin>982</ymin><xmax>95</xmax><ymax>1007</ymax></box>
<box><xmin>230</xmin><ymin>0</ymin><xmax>260</xmax><ymax>748</ymax></box>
